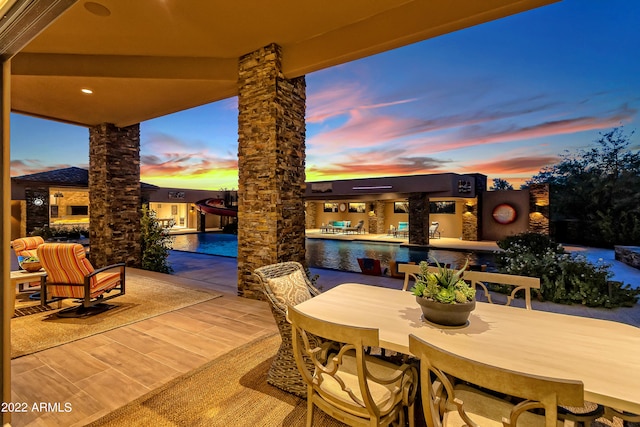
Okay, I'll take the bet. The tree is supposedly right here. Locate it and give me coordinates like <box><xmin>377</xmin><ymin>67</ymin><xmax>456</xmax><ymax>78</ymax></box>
<box><xmin>489</xmin><ymin>178</ymin><xmax>514</xmax><ymax>190</ymax></box>
<box><xmin>140</xmin><ymin>204</ymin><xmax>174</xmax><ymax>273</ymax></box>
<box><xmin>527</xmin><ymin>127</ymin><xmax>640</xmax><ymax>246</ymax></box>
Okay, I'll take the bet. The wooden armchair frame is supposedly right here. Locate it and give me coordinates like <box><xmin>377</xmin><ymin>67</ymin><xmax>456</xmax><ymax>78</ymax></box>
<box><xmin>399</xmin><ymin>263</ymin><xmax>540</xmax><ymax>310</ymax></box>
<box><xmin>409</xmin><ymin>334</ymin><xmax>584</xmax><ymax>427</ymax></box>
<box><xmin>289</xmin><ymin>306</ymin><xmax>417</xmax><ymax>427</ymax></box>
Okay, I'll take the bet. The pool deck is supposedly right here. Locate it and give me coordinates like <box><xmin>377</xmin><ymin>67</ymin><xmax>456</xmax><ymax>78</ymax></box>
<box><xmin>308</xmin><ymin>230</ymin><xmax>640</xmax><ymax>288</ymax></box>
<box><xmin>167</xmin><ymin>247</ymin><xmax>640</xmax><ymax>328</ymax></box>
<box><xmin>306</xmin><ymin>229</ymin><xmax>504</xmax><ymax>252</ymax></box>
<box><xmin>170</xmin><ymin>229</ymin><xmax>639</xmax><ymax>289</ymax></box>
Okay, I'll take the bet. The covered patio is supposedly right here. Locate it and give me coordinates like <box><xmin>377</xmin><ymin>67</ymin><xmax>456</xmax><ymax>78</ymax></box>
<box><xmin>2</xmin><ymin>0</ymin><xmax>565</xmax><ymax>425</ymax></box>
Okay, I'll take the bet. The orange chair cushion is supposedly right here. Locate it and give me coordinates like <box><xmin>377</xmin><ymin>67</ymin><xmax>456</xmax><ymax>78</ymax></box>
<box><xmin>37</xmin><ymin>243</ymin><xmax>120</xmax><ymax>299</ymax></box>
<box><xmin>12</xmin><ymin>236</ymin><xmax>45</xmax><ymax>257</ymax></box>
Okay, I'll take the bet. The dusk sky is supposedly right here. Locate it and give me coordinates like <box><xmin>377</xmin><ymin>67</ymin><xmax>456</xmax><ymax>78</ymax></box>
<box><xmin>10</xmin><ymin>0</ymin><xmax>640</xmax><ymax>190</ymax></box>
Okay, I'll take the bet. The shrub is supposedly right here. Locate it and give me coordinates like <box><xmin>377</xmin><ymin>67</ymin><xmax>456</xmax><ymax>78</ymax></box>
<box><xmin>140</xmin><ymin>204</ymin><xmax>173</xmax><ymax>274</ymax></box>
<box><xmin>496</xmin><ymin>232</ymin><xmax>639</xmax><ymax>308</ymax></box>
<box><xmin>31</xmin><ymin>225</ymin><xmax>88</xmax><ymax>241</ymax></box>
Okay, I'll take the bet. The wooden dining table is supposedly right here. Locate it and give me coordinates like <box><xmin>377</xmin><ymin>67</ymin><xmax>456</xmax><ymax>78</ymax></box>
<box><xmin>294</xmin><ymin>283</ymin><xmax>640</xmax><ymax>414</ymax></box>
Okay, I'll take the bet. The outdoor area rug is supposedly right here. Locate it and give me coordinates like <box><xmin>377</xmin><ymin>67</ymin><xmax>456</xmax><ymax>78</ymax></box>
<box><xmin>86</xmin><ymin>333</ymin><xmax>348</xmax><ymax>427</ymax></box>
<box><xmin>11</xmin><ymin>275</ymin><xmax>221</xmax><ymax>359</ymax></box>
<box><xmin>12</xmin><ymin>303</ymin><xmax>54</xmax><ymax>318</ymax></box>
<box><xmin>84</xmin><ymin>332</ymin><xmax>624</xmax><ymax>427</ymax></box>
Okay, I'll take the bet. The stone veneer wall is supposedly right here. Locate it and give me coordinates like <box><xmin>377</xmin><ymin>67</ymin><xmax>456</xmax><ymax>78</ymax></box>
<box><xmin>237</xmin><ymin>43</ymin><xmax>307</xmax><ymax>299</ymax></box>
<box><xmin>462</xmin><ymin>200</ymin><xmax>479</xmax><ymax>240</ymax></box>
<box><xmin>24</xmin><ymin>187</ymin><xmax>49</xmax><ymax>233</ymax></box>
<box><xmin>528</xmin><ymin>183</ymin><xmax>549</xmax><ymax>235</ymax></box>
<box><xmin>367</xmin><ymin>200</ymin><xmax>385</xmax><ymax>234</ymax></box>
<box><xmin>408</xmin><ymin>193</ymin><xmax>429</xmax><ymax>245</ymax></box>
<box><xmin>89</xmin><ymin>123</ymin><xmax>141</xmax><ymax>267</ymax></box>
<box><xmin>305</xmin><ymin>201</ymin><xmax>317</xmax><ymax>229</ymax></box>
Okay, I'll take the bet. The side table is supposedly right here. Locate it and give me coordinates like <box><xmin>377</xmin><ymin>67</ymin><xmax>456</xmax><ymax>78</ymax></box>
<box><xmin>9</xmin><ymin>270</ymin><xmax>47</xmax><ymax>316</ymax></box>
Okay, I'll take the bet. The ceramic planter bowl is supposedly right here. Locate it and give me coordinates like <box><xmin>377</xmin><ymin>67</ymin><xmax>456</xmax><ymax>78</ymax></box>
<box><xmin>416</xmin><ymin>296</ymin><xmax>475</xmax><ymax>326</ymax></box>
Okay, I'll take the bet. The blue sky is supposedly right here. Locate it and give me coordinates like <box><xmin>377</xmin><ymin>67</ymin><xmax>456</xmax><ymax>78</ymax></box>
<box><xmin>10</xmin><ymin>0</ymin><xmax>640</xmax><ymax>190</ymax></box>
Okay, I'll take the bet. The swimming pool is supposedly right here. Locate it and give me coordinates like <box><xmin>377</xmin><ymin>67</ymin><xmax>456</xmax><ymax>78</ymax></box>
<box><xmin>171</xmin><ymin>233</ymin><xmax>496</xmax><ymax>273</ymax></box>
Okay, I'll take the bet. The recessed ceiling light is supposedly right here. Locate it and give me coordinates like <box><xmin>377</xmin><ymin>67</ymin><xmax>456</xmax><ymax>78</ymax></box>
<box><xmin>84</xmin><ymin>2</ymin><xmax>111</xmax><ymax>17</ymax></box>
<box><xmin>81</xmin><ymin>88</ymin><xmax>93</xmax><ymax>94</ymax></box>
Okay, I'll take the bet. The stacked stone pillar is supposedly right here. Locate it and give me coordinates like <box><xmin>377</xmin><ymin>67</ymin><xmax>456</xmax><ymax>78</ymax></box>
<box><xmin>305</xmin><ymin>201</ymin><xmax>318</xmax><ymax>229</ymax></box>
<box><xmin>89</xmin><ymin>123</ymin><xmax>141</xmax><ymax>267</ymax></box>
<box><xmin>408</xmin><ymin>193</ymin><xmax>430</xmax><ymax>245</ymax></box>
<box><xmin>462</xmin><ymin>200</ymin><xmax>479</xmax><ymax>241</ymax></box>
<box><xmin>528</xmin><ymin>183</ymin><xmax>550</xmax><ymax>235</ymax></box>
<box><xmin>237</xmin><ymin>44</ymin><xmax>306</xmax><ymax>299</ymax></box>
<box><xmin>24</xmin><ymin>187</ymin><xmax>49</xmax><ymax>233</ymax></box>
<box><xmin>367</xmin><ymin>200</ymin><xmax>385</xmax><ymax>234</ymax></box>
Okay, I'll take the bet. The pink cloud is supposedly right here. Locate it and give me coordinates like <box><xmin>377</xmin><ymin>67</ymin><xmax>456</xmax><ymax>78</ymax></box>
<box><xmin>461</xmin><ymin>155</ymin><xmax>560</xmax><ymax>175</ymax></box>
<box><xmin>141</xmin><ymin>131</ymin><xmax>238</xmax><ymax>179</ymax></box>
<box><xmin>10</xmin><ymin>160</ymin><xmax>85</xmax><ymax>177</ymax></box>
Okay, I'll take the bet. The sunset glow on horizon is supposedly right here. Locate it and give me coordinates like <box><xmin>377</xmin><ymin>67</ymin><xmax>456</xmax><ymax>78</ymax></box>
<box><xmin>10</xmin><ymin>0</ymin><xmax>640</xmax><ymax>191</ymax></box>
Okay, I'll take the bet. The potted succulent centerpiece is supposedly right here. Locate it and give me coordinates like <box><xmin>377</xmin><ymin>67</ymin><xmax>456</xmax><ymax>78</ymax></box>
<box><xmin>411</xmin><ymin>258</ymin><xmax>476</xmax><ymax>326</ymax></box>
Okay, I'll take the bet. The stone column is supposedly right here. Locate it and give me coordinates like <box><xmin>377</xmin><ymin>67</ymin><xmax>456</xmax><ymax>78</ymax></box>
<box><xmin>366</xmin><ymin>200</ymin><xmax>385</xmax><ymax>234</ymax></box>
<box><xmin>237</xmin><ymin>43</ymin><xmax>306</xmax><ymax>299</ymax></box>
<box><xmin>462</xmin><ymin>199</ymin><xmax>479</xmax><ymax>241</ymax></box>
<box><xmin>375</xmin><ymin>200</ymin><xmax>386</xmax><ymax>234</ymax></box>
<box><xmin>197</xmin><ymin>212</ymin><xmax>206</xmax><ymax>232</ymax></box>
<box><xmin>89</xmin><ymin>123</ymin><xmax>141</xmax><ymax>267</ymax></box>
<box><xmin>528</xmin><ymin>183</ymin><xmax>549</xmax><ymax>235</ymax></box>
<box><xmin>408</xmin><ymin>193</ymin><xmax>429</xmax><ymax>245</ymax></box>
<box><xmin>24</xmin><ymin>187</ymin><xmax>49</xmax><ymax>233</ymax></box>
<box><xmin>305</xmin><ymin>201</ymin><xmax>317</xmax><ymax>229</ymax></box>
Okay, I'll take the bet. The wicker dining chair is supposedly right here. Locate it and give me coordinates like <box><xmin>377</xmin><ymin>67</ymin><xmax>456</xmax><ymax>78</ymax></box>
<box><xmin>254</xmin><ymin>261</ymin><xmax>322</xmax><ymax>398</ymax></box>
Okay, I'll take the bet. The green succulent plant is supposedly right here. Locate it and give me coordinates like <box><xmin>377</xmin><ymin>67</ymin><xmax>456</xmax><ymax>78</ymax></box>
<box><xmin>410</xmin><ymin>258</ymin><xmax>476</xmax><ymax>304</ymax></box>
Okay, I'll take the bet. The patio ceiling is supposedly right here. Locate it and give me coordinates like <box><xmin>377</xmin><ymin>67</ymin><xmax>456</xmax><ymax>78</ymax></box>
<box><xmin>9</xmin><ymin>0</ymin><xmax>558</xmax><ymax>127</ymax></box>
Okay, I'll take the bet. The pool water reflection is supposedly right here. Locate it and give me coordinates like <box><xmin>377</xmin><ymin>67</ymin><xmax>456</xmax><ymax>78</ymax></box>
<box><xmin>171</xmin><ymin>233</ymin><xmax>496</xmax><ymax>273</ymax></box>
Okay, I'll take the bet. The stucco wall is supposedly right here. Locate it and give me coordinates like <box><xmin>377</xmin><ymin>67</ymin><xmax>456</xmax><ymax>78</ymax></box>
<box><xmin>481</xmin><ymin>190</ymin><xmax>530</xmax><ymax>241</ymax></box>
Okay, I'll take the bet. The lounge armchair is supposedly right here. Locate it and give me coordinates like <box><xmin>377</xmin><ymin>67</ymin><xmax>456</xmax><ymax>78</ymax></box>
<box><xmin>11</xmin><ymin>236</ymin><xmax>45</xmax><ymax>295</ymax></box>
<box><xmin>11</xmin><ymin>236</ymin><xmax>44</xmax><ymax>260</ymax></box>
<box><xmin>37</xmin><ymin>243</ymin><xmax>125</xmax><ymax>317</ymax></box>
<box><xmin>395</xmin><ymin>221</ymin><xmax>409</xmax><ymax>238</ymax></box>
<box><xmin>388</xmin><ymin>260</ymin><xmax>415</xmax><ymax>279</ymax></box>
<box><xmin>428</xmin><ymin>221</ymin><xmax>440</xmax><ymax>238</ymax></box>
<box><xmin>253</xmin><ymin>261</ymin><xmax>323</xmax><ymax>397</ymax></box>
<box><xmin>288</xmin><ymin>305</ymin><xmax>417</xmax><ymax>427</ymax></box>
<box><xmin>357</xmin><ymin>257</ymin><xmax>382</xmax><ymax>276</ymax></box>
<box><xmin>345</xmin><ymin>219</ymin><xmax>364</xmax><ymax>234</ymax></box>
<box><xmin>320</xmin><ymin>223</ymin><xmax>335</xmax><ymax>233</ymax></box>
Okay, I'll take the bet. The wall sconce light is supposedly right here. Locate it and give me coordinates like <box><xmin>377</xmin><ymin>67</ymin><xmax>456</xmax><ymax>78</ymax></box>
<box><xmin>465</xmin><ymin>203</ymin><xmax>474</xmax><ymax>213</ymax></box>
<box><xmin>190</xmin><ymin>205</ymin><xmax>195</xmax><ymax>212</ymax></box>
<box><xmin>368</xmin><ymin>203</ymin><xmax>376</xmax><ymax>216</ymax></box>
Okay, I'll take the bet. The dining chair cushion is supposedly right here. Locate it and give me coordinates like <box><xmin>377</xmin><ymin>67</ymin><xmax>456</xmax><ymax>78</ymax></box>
<box><xmin>266</xmin><ymin>268</ymin><xmax>312</xmax><ymax>307</ymax></box>
<box><xmin>319</xmin><ymin>349</ymin><xmax>404</xmax><ymax>416</ymax></box>
<box><xmin>445</xmin><ymin>384</ymin><xmax>566</xmax><ymax>427</ymax></box>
